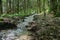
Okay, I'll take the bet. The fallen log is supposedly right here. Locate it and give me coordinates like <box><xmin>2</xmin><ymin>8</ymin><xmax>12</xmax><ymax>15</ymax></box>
<box><xmin>0</xmin><ymin>22</ymin><xmax>17</xmax><ymax>30</ymax></box>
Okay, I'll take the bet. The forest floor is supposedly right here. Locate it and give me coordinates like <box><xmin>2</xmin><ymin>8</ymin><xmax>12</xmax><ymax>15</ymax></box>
<box><xmin>0</xmin><ymin>13</ymin><xmax>60</xmax><ymax>40</ymax></box>
<box><xmin>16</xmin><ymin>13</ymin><xmax>60</xmax><ymax>40</ymax></box>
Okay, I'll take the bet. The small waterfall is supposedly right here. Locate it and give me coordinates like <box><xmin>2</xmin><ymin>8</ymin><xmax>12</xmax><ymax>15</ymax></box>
<box><xmin>0</xmin><ymin>14</ymin><xmax>36</xmax><ymax>40</ymax></box>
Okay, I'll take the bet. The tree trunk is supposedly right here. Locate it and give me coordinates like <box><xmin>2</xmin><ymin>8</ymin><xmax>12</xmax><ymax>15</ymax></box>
<box><xmin>16</xmin><ymin>0</ymin><xmax>19</xmax><ymax>13</ymax></box>
<box><xmin>50</xmin><ymin>0</ymin><xmax>57</xmax><ymax>16</ymax></box>
<box><xmin>43</xmin><ymin>0</ymin><xmax>46</xmax><ymax>18</ymax></box>
<box><xmin>23</xmin><ymin>0</ymin><xmax>27</xmax><ymax>14</ymax></box>
<box><xmin>0</xmin><ymin>0</ymin><xmax>3</xmax><ymax>14</ymax></box>
<box><xmin>37</xmin><ymin>0</ymin><xmax>41</xmax><ymax>13</ymax></box>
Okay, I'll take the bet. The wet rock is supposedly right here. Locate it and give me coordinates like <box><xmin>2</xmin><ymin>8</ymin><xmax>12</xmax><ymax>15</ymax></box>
<box><xmin>0</xmin><ymin>36</ymin><xmax>2</xmax><ymax>40</ymax></box>
<box><xmin>26</xmin><ymin>21</ymin><xmax>38</xmax><ymax>32</ymax></box>
<box><xmin>33</xmin><ymin>15</ymin><xmax>40</xmax><ymax>21</ymax></box>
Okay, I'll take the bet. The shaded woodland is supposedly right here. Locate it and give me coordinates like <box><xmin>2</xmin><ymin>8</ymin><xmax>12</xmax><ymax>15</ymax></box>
<box><xmin>0</xmin><ymin>0</ymin><xmax>60</xmax><ymax>40</ymax></box>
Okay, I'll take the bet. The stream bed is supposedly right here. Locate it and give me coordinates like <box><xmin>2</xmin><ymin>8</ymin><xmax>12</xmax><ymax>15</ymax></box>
<box><xmin>0</xmin><ymin>14</ymin><xmax>36</xmax><ymax>40</ymax></box>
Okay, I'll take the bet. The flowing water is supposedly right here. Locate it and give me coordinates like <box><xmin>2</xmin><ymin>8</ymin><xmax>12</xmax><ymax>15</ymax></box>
<box><xmin>0</xmin><ymin>14</ymin><xmax>36</xmax><ymax>40</ymax></box>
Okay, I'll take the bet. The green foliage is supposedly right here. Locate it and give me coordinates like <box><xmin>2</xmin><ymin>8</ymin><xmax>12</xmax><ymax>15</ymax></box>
<box><xmin>0</xmin><ymin>9</ymin><xmax>34</xmax><ymax>18</ymax></box>
<box><xmin>55</xmin><ymin>13</ymin><xmax>60</xmax><ymax>17</ymax></box>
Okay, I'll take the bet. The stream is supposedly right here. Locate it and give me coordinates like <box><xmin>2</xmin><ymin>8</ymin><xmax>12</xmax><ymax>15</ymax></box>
<box><xmin>0</xmin><ymin>14</ymin><xmax>37</xmax><ymax>40</ymax></box>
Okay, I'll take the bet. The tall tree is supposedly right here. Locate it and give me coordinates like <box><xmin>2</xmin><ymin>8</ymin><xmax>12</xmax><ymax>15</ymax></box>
<box><xmin>8</xmin><ymin>0</ymin><xmax>11</xmax><ymax>13</ymax></box>
<box><xmin>23</xmin><ymin>0</ymin><xmax>27</xmax><ymax>14</ymax></box>
<box><xmin>6</xmin><ymin>0</ymin><xmax>11</xmax><ymax>13</ymax></box>
<box><xmin>43</xmin><ymin>0</ymin><xmax>46</xmax><ymax>17</ymax></box>
<box><xmin>16</xmin><ymin>0</ymin><xmax>19</xmax><ymax>13</ymax></box>
<box><xmin>0</xmin><ymin>0</ymin><xmax>3</xmax><ymax>14</ymax></box>
<box><xmin>50</xmin><ymin>0</ymin><xmax>57</xmax><ymax>16</ymax></box>
<box><xmin>11</xmin><ymin>0</ymin><xmax>15</xmax><ymax>13</ymax></box>
<box><xmin>37</xmin><ymin>0</ymin><xmax>41</xmax><ymax>13</ymax></box>
<box><xmin>56</xmin><ymin>0</ymin><xmax>60</xmax><ymax>17</ymax></box>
